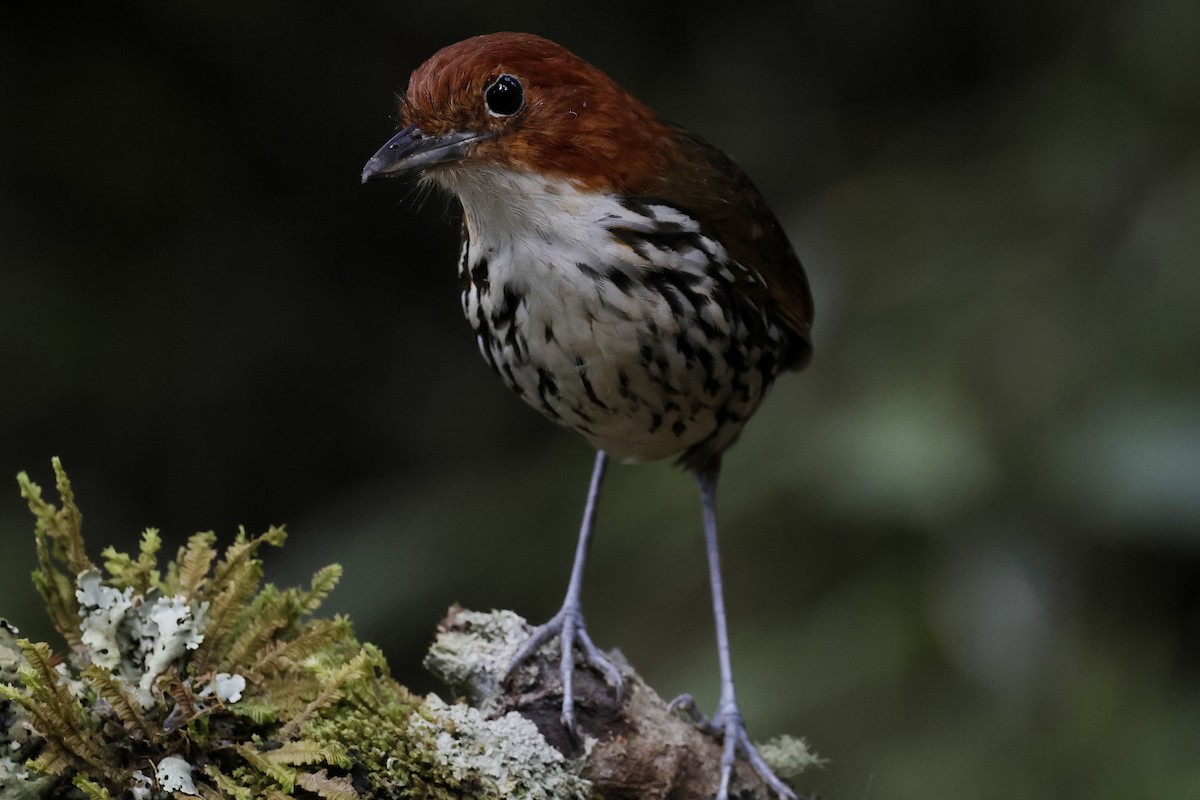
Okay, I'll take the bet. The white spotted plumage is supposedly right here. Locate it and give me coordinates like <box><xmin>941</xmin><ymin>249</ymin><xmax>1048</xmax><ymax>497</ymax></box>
<box><xmin>435</xmin><ymin>166</ymin><xmax>789</xmax><ymax>466</ymax></box>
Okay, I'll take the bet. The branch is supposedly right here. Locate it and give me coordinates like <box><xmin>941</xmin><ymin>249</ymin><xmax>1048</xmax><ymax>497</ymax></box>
<box><xmin>0</xmin><ymin>462</ymin><xmax>818</xmax><ymax>799</ymax></box>
<box><xmin>426</xmin><ymin>607</ymin><xmax>819</xmax><ymax>799</ymax></box>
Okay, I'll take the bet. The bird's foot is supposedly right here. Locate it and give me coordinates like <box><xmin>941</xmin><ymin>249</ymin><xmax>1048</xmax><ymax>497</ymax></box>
<box><xmin>505</xmin><ymin>604</ymin><xmax>624</xmax><ymax>736</ymax></box>
<box><xmin>670</xmin><ymin>694</ymin><xmax>798</xmax><ymax>800</ymax></box>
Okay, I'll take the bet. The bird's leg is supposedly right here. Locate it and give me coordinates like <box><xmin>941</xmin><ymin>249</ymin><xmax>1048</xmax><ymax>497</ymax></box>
<box><xmin>687</xmin><ymin>467</ymin><xmax>798</xmax><ymax>800</ymax></box>
<box><xmin>505</xmin><ymin>450</ymin><xmax>624</xmax><ymax>735</ymax></box>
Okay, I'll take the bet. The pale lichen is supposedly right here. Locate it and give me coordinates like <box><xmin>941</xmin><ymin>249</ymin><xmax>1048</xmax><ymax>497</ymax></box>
<box><xmin>155</xmin><ymin>755</ymin><xmax>198</xmax><ymax>796</ymax></box>
<box><xmin>411</xmin><ymin>695</ymin><xmax>591</xmax><ymax>800</ymax></box>
<box><xmin>1</xmin><ymin>460</ymin><xmax>596</xmax><ymax>800</ymax></box>
<box><xmin>204</xmin><ymin>673</ymin><xmax>247</xmax><ymax>704</ymax></box>
<box><xmin>73</xmin><ymin>568</ymin><xmax>211</xmax><ymax>704</ymax></box>
<box><xmin>134</xmin><ymin>596</ymin><xmax>208</xmax><ymax>694</ymax></box>
<box><xmin>422</xmin><ymin>607</ymin><xmax>531</xmax><ymax>711</ymax></box>
<box><xmin>757</xmin><ymin>734</ymin><xmax>826</xmax><ymax>780</ymax></box>
<box><xmin>73</xmin><ymin>571</ymin><xmax>133</xmax><ymax>671</ymax></box>
<box><xmin>129</xmin><ymin>769</ymin><xmax>154</xmax><ymax>800</ymax></box>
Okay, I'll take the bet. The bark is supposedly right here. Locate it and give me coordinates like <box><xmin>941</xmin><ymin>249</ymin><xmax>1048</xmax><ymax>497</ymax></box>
<box><xmin>425</xmin><ymin>606</ymin><xmax>810</xmax><ymax>800</ymax></box>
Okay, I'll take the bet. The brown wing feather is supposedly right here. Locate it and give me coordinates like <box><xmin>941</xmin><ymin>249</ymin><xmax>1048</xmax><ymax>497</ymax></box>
<box><xmin>647</xmin><ymin>127</ymin><xmax>814</xmax><ymax>370</ymax></box>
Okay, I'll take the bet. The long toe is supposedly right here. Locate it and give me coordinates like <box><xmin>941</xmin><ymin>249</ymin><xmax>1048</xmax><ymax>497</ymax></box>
<box><xmin>505</xmin><ymin>608</ymin><xmax>573</xmax><ymax>678</ymax></box>
<box><xmin>714</xmin><ymin>712</ymin><xmax>797</xmax><ymax>800</ymax></box>
<box><xmin>506</xmin><ymin>607</ymin><xmax>624</xmax><ymax>736</ymax></box>
<box><xmin>668</xmin><ymin>693</ymin><xmax>724</xmax><ymax>738</ymax></box>
<box><xmin>576</xmin><ymin>626</ymin><xmax>624</xmax><ymax>702</ymax></box>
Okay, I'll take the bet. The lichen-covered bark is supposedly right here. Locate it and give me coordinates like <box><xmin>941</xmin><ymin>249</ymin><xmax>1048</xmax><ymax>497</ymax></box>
<box><xmin>427</xmin><ymin>608</ymin><xmax>819</xmax><ymax>800</ymax></box>
<box><xmin>0</xmin><ymin>461</ymin><xmax>818</xmax><ymax>800</ymax></box>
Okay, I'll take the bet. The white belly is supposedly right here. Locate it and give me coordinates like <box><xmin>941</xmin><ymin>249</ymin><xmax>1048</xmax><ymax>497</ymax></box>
<box><xmin>443</xmin><ymin>167</ymin><xmax>786</xmax><ymax>466</ymax></box>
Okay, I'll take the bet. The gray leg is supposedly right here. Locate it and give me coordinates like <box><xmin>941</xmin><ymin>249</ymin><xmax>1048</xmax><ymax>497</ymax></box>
<box><xmin>506</xmin><ymin>450</ymin><xmax>624</xmax><ymax>735</ymax></box>
<box><xmin>695</xmin><ymin>468</ymin><xmax>797</xmax><ymax>800</ymax></box>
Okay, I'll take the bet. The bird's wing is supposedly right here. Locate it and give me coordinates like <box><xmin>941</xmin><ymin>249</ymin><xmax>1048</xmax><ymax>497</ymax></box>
<box><xmin>646</xmin><ymin>127</ymin><xmax>814</xmax><ymax>370</ymax></box>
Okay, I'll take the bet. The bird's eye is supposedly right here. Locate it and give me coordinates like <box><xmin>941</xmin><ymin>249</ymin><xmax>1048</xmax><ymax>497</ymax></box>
<box><xmin>485</xmin><ymin>74</ymin><xmax>524</xmax><ymax>117</ymax></box>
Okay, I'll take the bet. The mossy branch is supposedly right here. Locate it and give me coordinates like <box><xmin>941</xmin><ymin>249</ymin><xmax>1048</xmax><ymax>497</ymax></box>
<box><xmin>0</xmin><ymin>461</ymin><xmax>819</xmax><ymax>800</ymax></box>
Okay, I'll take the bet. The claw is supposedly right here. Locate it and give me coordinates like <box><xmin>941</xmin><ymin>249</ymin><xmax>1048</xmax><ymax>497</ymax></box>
<box><xmin>674</xmin><ymin>697</ymin><xmax>798</xmax><ymax>800</ymax></box>
<box><xmin>505</xmin><ymin>605</ymin><xmax>624</xmax><ymax>735</ymax></box>
<box><xmin>668</xmin><ymin>693</ymin><xmax>721</xmax><ymax>736</ymax></box>
<box><xmin>576</xmin><ymin>627</ymin><xmax>624</xmax><ymax>705</ymax></box>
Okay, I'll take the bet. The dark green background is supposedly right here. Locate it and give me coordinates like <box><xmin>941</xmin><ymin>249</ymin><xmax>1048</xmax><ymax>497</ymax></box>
<box><xmin>3</xmin><ymin>1</ymin><xmax>1199</xmax><ymax>797</ymax></box>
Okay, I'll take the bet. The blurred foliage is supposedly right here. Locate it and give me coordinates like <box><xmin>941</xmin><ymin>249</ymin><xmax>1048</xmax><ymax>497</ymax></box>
<box><xmin>1</xmin><ymin>0</ymin><xmax>1198</xmax><ymax>798</ymax></box>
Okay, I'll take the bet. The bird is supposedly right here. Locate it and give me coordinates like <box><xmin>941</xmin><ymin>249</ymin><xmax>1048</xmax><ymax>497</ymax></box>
<box><xmin>361</xmin><ymin>32</ymin><xmax>813</xmax><ymax>800</ymax></box>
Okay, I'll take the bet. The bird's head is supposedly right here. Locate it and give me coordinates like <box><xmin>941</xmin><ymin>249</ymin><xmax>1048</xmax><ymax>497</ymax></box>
<box><xmin>361</xmin><ymin>33</ymin><xmax>675</xmax><ymax>195</ymax></box>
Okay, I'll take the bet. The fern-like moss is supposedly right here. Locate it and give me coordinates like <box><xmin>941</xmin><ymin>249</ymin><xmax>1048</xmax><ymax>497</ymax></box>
<box><xmin>1</xmin><ymin>461</ymin><xmax>591</xmax><ymax>800</ymax></box>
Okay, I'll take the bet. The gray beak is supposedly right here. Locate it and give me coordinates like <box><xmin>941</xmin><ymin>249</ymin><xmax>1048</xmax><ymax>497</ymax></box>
<box><xmin>360</xmin><ymin>125</ymin><xmax>487</xmax><ymax>183</ymax></box>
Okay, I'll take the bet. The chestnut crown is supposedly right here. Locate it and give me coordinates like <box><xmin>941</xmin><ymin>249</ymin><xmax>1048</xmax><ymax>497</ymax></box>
<box><xmin>396</xmin><ymin>32</ymin><xmax>675</xmax><ymax>193</ymax></box>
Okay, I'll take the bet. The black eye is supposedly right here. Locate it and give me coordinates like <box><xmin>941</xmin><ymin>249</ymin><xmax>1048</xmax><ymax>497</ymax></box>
<box><xmin>485</xmin><ymin>74</ymin><xmax>524</xmax><ymax>117</ymax></box>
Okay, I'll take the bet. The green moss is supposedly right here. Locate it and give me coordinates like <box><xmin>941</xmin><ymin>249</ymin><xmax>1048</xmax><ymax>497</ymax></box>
<box><xmin>1</xmin><ymin>460</ymin><xmax>590</xmax><ymax>800</ymax></box>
